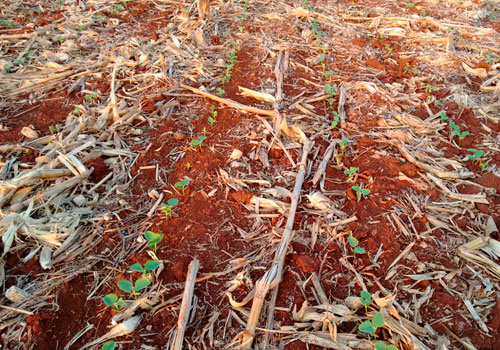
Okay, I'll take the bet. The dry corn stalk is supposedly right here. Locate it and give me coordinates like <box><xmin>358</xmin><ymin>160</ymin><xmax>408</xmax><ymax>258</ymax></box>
<box><xmin>235</xmin><ymin>139</ymin><xmax>313</xmax><ymax>347</ymax></box>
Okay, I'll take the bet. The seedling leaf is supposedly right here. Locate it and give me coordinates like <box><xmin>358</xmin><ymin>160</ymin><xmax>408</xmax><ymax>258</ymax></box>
<box><xmin>145</xmin><ymin>260</ymin><xmax>160</xmax><ymax>272</ymax></box>
<box><xmin>361</xmin><ymin>188</ymin><xmax>371</xmax><ymax>195</ymax></box>
<box><xmin>353</xmin><ymin>247</ymin><xmax>366</xmax><ymax>254</ymax></box>
<box><xmin>134</xmin><ymin>278</ymin><xmax>151</xmax><ymax>291</ymax></box>
<box><xmin>103</xmin><ymin>294</ymin><xmax>118</xmax><ymax>306</ymax></box>
<box><xmin>347</xmin><ymin>235</ymin><xmax>359</xmax><ymax>248</ymax></box>
<box><xmin>358</xmin><ymin>320</ymin><xmax>375</xmax><ymax>333</ymax></box>
<box><xmin>388</xmin><ymin>346</ymin><xmax>399</xmax><ymax>350</ymax></box>
<box><xmin>167</xmin><ymin>198</ymin><xmax>179</xmax><ymax>206</ymax></box>
<box><xmin>374</xmin><ymin>342</ymin><xmax>386</xmax><ymax>350</ymax></box>
<box><xmin>372</xmin><ymin>312</ymin><xmax>385</xmax><ymax>328</ymax></box>
<box><xmin>102</xmin><ymin>341</ymin><xmax>117</xmax><ymax>350</ymax></box>
<box><xmin>130</xmin><ymin>263</ymin><xmax>144</xmax><ymax>273</ymax></box>
<box><xmin>117</xmin><ymin>280</ymin><xmax>133</xmax><ymax>293</ymax></box>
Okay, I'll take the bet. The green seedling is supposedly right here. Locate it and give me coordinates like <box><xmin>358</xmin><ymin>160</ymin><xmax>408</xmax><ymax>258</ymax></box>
<box><xmin>325</xmin><ymin>83</ymin><xmax>337</xmax><ymax>107</ymax></box>
<box><xmin>103</xmin><ymin>294</ymin><xmax>124</xmax><ymax>312</ymax></box>
<box><xmin>117</xmin><ymin>278</ymin><xmax>151</xmax><ymax>297</ymax></box>
<box><xmin>331</xmin><ymin>111</ymin><xmax>341</xmax><ymax>128</ymax></box>
<box><xmin>49</xmin><ymin>124</ymin><xmax>60</xmax><ymax>134</ymax></box>
<box><xmin>130</xmin><ymin>260</ymin><xmax>160</xmax><ymax>275</ymax></box>
<box><xmin>374</xmin><ymin>342</ymin><xmax>398</xmax><ymax>350</ymax></box>
<box><xmin>440</xmin><ymin>111</ymin><xmax>448</xmax><ymax>122</ymax></box>
<box><xmin>174</xmin><ymin>179</ymin><xmax>190</xmax><ymax>194</ymax></box>
<box><xmin>185</xmin><ymin>162</ymin><xmax>191</xmax><ymax>170</ymax></box>
<box><xmin>102</xmin><ymin>341</ymin><xmax>117</xmax><ymax>350</ymax></box>
<box><xmin>202</xmin><ymin>127</ymin><xmax>208</xmax><ymax>136</ymax></box>
<box><xmin>191</xmin><ymin>135</ymin><xmax>207</xmax><ymax>150</ymax></box>
<box><xmin>216</xmin><ymin>87</ymin><xmax>225</xmax><ymax>97</ymax></box>
<box><xmin>85</xmin><ymin>92</ymin><xmax>98</xmax><ymax>103</ymax></box>
<box><xmin>352</xmin><ymin>185</ymin><xmax>370</xmax><ymax>202</ymax></box>
<box><xmin>144</xmin><ymin>230</ymin><xmax>163</xmax><ymax>252</ymax></box>
<box><xmin>421</xmin><ymin>83</ymin><xmax>435</xmax><ymax>93</ymax></box>
<box><xmin>358</xmin><ymin>312</ymin><xmax>385</xmax><ymax>334</ymax></box>
<box><xmin>111</xmin><ymin>4</ymin><xmax>123</xmax><ymax>13</ymax></box>
<box><xmin>480</xmin><ymin>161</ymin><xmax>488</xmax><ymax>172</ymax></box>
<box><xmin>208</xmin><ymin>116</ymin><xmax>216</xmax><ymax>127</ymax></box>
<box><xmin>324</xmin><ymin>70</ymin><xmax>333</xmax><ymax>78</ymax></box>
<box><xmin>0</xmin><ymin>19</ymin><xmax>14</xmax><ymax>28</ymax></box>
<box><xmin>339</xmin><ymin>137</ymin><xmax>349</xmax><ymax>154</ymax></box>
<box><xmin>348</xmin><ymin>231</ymin><xmax>366</xmax><ymax>255</ymax></box>
<box><xmin>385</xmin><ymin>44</ymin><xmax>393</xmax><ymax>56</ymax></box>
<box><xmin>465</xmin><ymin>149</ymin><xmax>484</xmax><ymax>162</ymax></box>
<box><xmin>449</xmin><ymin>121</ymin><xmax>469</xmax><ymax>146</ymax></box>
<box><xmin>412</xmin><ymin>67</ymin><xmax>421</xmax><ymax>75</ymax></box>
<box><xmin>433</xmin><ymin>100</ymin><xmax>439</xmax><ymax>107</ymax></box>
<box><xmin>160</xmin><ymin>198</ymin><xmax>179</xmax><ymax>218</ymax></box>
<box><xmin>360</xmin><ymin>290</ymin><xmax>372</xmax><ymax>312</ymax></box>
<box><xmin>344</xmin><ymin>167</ymin><xmax>358</xmax><ymax>178</ymax></box>
<box><xmin>75</xmin><ymin>25</ymin><xmax>85</xmax><ymax>31</ymax></box>
<box><xmin>55</xmin><ymin>35</ymin><xmax>66</xmax><ymax>44</ymax></box>
<box><xmin>238</xmin><ymin>26</ymin><xmax>244</xmax><ymax>33</ymax></box>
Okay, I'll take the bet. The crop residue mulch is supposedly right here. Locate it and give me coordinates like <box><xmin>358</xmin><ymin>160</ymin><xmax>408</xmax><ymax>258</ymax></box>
<box><xmin>0</xmin><ymin>0</ymin><xmax>499</xmax><ymax>350</ymax></box>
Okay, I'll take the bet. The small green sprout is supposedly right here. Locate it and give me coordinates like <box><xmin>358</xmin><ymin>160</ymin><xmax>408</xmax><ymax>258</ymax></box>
<box><xmin>412</xmin><ymin>67</ymin><xmax>421</xmax><ymax>75</ymax></box>
<box><xmin>344</xmin><ymin>167</ymin><xmax>358</xmax><ymax>178</ymax></box>
<box><xmin>352</xmin><ymin>185</ymin><xmax>370</xmax><ymax>202</ymax></box>
<box><xmin>440</xmin><ymin>111</ymin><xmax>448</xmax><ymax>122</ymax></box>
<box><xmin>130</xmin><ymin>260</ymin><xmax>160</xmax><ymax>275</ymax></box>
<box><xmin>75</xmin><ymin>25</ymin><xmax>85</xmax><ymax>31</ymax></box>
<box><xmin>117</xmin><ymin>278</ymin><xmax>151</xmax><ymax>297</ymax></box>
<box><xmin>202</xmin><ymin>127</ymin><xmax>208</xmax><ymax>136</ymax></box>
<box><xmin>174</xmin><ymin>179</ymin><xmax>190</xmax><ymax>194</ymax></box>
<box><xmin>185</xmin><ymin>162</ymin><xmax>191</xmax><ymax>170</ymax></box>
<box><xmin>85</xmin><ymin>92</ymin><xmax>98</xmax><ymax>103</ymax></box>
<box><xmin>421</xmin><ymin>83</ymin><xmax>435</xmax><ymax>93</ymax></box>
<box><xmin>339</xmin><ymin>137</ymin><xmax>349</xmax><ymax>154</ymax></box>
<box><xmin>480</xmin><ymin>161</ymin><xmax>488</xmax><ymax>172</ymax></box>
<box><xmin>360</xmin><ymin>290</ymin><xmax>372</xmax><ymax>312</ymax></box>
<box><xmin>324</xmin><ymin>70</ymin><xmax>333</xmax><ymax>78</ymax></box>
<box><xmin>374</xmin><ymin>342</ymin><xmax>398</xmax><ymax>350</ymax></box>
<box><xmin>49</xmin><ymin>124</ymin><xmax>61</xmax><ymax>134</ymax></box>
<box><xmin>238</xmin><ymin>26</ymin><xmax>244</xmax><ymax>33</ymax></box>
<box><xmin>348</xmin><ymin>231</ymin><xmax>366</xmax><ymax>255</ymax></box>
<box><xmin>55</xmin><ymin>35</ymin><xmax>66</xmax><ymax>44</ymax></box>
<box><xmin>144</xmin><ymin>231</ymin><xmax>163</xmax><ymax>252</ymax></box>
<box><xmin>331</xmin><ymin>111</ymin><xmax>341</xmax><ymax>129</ymax></box>
<box><xmin>102</xmin><ymin>341</ymin><xmax>117</xmax><ymax>350</ymax></box>
<box><xmin>160</xmin><ymin>198</ymin><xmax>179</xmax><ymax>218</ymax></box>
<box><xmin>103</xmin><ymin>294</ymin><xmax>124</xmax><ymax>312</ymax></box>
<box><xmin>216</xmin><ymin>87</ymin><xmax>225</xmax><ymax>97</ymax></box>
<box><xmin>465</xmin><ymin>149</ymin><xmax>484</xmax><ymax>162</ymax></box>
<box><xmin>0</xmin><ymin>19</ymin><xmax>14</xmax><ymax>28</ymax></box>
<box><xmin>325</xmin><ymin>83</ymin><xmax>337</xmax><ymax>107</ymax></box>
<box><xmin>191</xmin><ymin>135</ymin><xmax>207</xmax><ymax>150</ymax></box>
<box><xmin>379</xmin><ymin>32</ymin><xmax>385</xmax><ymax>39</ymax></box>
<box><xmin>358</xmin><ymin>312</ymin><xmax>385</xmax><ymax>334</ymax></box>
<box><xmin>449</xmin><ymin>121</ymin><xmax>468</xmax><ymax>146</ymax></box>
<box><xmin>385</xmin><ymin>44</ymin><xmax>393</xmax><ymax>56</ymax></box>
<box><xmin>208</xmin><ymin>116</ymin><xmax>216</xmax><ymax>127</ymax></box>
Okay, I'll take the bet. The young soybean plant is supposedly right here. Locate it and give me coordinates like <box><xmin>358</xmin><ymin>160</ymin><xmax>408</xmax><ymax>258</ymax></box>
<box><xmin>348</xmin><ymin>231</ymin><xmax>366</xmax><ymax>255</ymax></box>
<box><xmin>144</xmin><ymin>231</ymin><xmax>163</xmax><ymax>253</ymax></box>
<box><xmin>359</xmin><ymin>290</ymin><xmax>372</xmax><ymax>313</ymax></box>
<box><xmin>160</xmin><ymin>198</ymin><xmax>179</xmax><ymax>219</ymax></box>
<box><xmin>465</xmin><ymin>149</ymin><xmax>484</xmax><ymax>163</ymax></box>
<box><xmin>130</xmin><ymin>260</ymin><xmax>160</xmax><ymax>276</ymax></box>
<box><xmin>191</xmin><ymin>136</ymin><xmax>207</xmax><ymax>150</ymax></box>
<box><xmin>358</xmin><ymin>312</ymin><xmax>385</xmax><ymax>334</ymax></box>
<box><xmin>344</xmin><ymin>166</ymin><xmax>358</xmax><ymax>179</ymax></box>
<box><xmin>117</xmin><ymin>277</ymin><xmax>151</xmax><ymax>298</ymax></box>
<box><xmin>352</xmin><ymin>185</ymin><xmax>370</xmax><ymax>202</ymax></box>
<box><xmin>174</xmin><ymin>179</ymin><xmax>190</xmax><ymax>195</ymax></box>
<box><xmin>103</xmin><ymin>293</ymin><xmax>124</xmax><ymax>312</ymax></box>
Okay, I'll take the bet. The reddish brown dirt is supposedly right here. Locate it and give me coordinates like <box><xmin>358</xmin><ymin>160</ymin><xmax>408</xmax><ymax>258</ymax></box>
<box><xmin>0</xmin><ymin>92</ymin><xmax>80</xmax><ymax>144</ymax></box>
